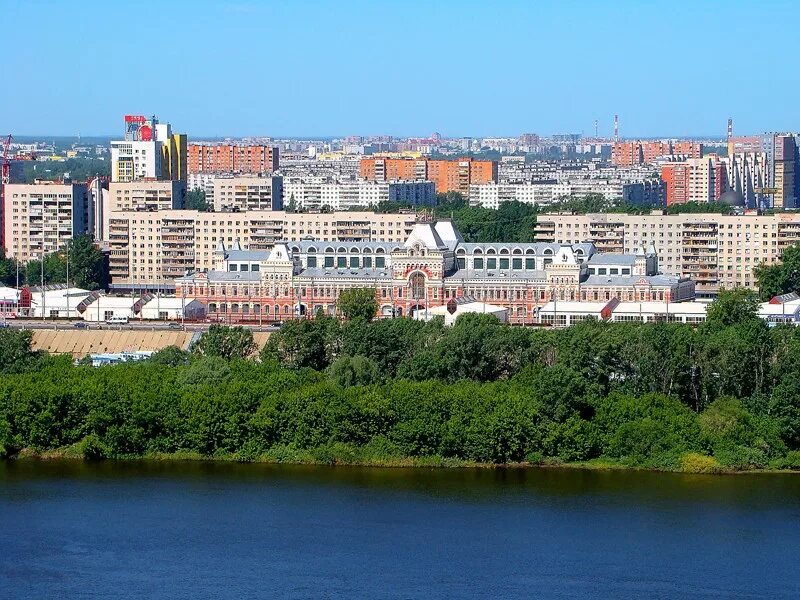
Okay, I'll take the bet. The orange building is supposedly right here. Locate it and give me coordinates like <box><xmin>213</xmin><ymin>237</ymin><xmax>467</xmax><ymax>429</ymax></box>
<box><xmin>661</xmin><ymin>163</ymin><xmax>690</xmax><ymax>205</ymax></box>
<box><xmin>612</xmin><ymin>141</ymin><xmax>703</xmax><ymax>166</ymax></box>
<box><xmin>188</xmin><ymin>144</ymin><xmax>279</xmax><ymax>174</ymax></box>
<box><xmin>359</xmin><ymin>157</ymin><xmax>497</xmax><ymax>195</ymax></box>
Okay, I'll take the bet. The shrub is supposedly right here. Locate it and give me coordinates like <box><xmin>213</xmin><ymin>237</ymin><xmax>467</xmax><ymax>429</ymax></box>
<box><xmin>680</xmin><ymin>452</ymin><xmax>722</xmax><ymax>474</ymax></box>
<box><xmin>78</xmin><ymin>434</ymin><xmax>110</xmax><ymax>461</ymax></box>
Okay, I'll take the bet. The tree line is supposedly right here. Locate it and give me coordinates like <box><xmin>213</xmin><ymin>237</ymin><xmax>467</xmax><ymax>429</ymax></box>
<box><xmin>1</xmin><ymin>290</ymin><xmax>800</xmax><ymax>472</ymax></box>
<box><xmin>0</xmin><ymin>235</ymin><xmax>108</xmax><ymax>290</ymax></box>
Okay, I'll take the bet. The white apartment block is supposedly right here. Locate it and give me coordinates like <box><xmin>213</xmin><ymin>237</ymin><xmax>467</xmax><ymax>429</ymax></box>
<box><xmin>107</xmin><ymin>210</ymin><xmax>419</xmax><ymax>288</ymax></box>
<box><xmin>213</xmin><ymin>176</ymin><xmax>283</xmax><ymax>212</ymax></box>
<box><xmin>286</xmin><ymin>180</ymin><xmax>435</xmax><ymax>211</ymax></box>
<box><xmin>470</xmin><ymin>179</ymin><xmax>663</xmax><ymax>209</ymax></box>
<box><xmin>102</xmin><ymin>181</ymin><xmax>186</xmax><ymax>242</ymax></box>
<box><xmin>111</xmin><ymin>140</ymin><xmax>162</xmax><ymax>182</ymax></box>
<box><xmin>534</xmin><ymin>211</ymin><xmax>800</xmax><ymax>295</ymax></box>
<box><xmin>3</xmin><ymin>183</ymin><xmax>87</xmax><ymax>262</ymax></box>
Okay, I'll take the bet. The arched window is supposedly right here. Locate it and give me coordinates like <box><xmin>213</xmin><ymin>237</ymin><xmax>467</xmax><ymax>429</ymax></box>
<box><xmin>409</xmin><ymin>272</ymin><xmax>426</xmax><ymax>300</ymax></box>
<box><xmin>307</xmin><ymin>246</ymin><xmax>317</xmax><ymax>254</ymax></box>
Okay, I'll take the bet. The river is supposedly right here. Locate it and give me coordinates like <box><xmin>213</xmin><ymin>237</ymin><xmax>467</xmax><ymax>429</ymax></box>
<box><xmin>1</xmin><ymin>461</ymin><xmax>799</xmax><ymax>599</ymax></box>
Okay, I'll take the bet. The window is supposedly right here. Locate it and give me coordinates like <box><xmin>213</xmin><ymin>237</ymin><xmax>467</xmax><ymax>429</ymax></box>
<box><xmin>307</xmin><ymin>256</ymin><xmax>317</xmax><ymax>268</ymax></box>
<box><xmin>410</xmin><ymin>272</ymin><xmax>425</xmax><ymax>300</ymax></box>
<box><xmin>251</xmin><ymin>264</ymin><xmax>259</xmax><ymax>272</ymax></box>
<box><xmin>474</xmin><ymin>257</ymin><xmax>484</xmax><ymax>269</ymax></box>
<box><xmin>325</xmin><ymin>256</ymin><xmax>334</xmax><ymax>268</ymax></box>
<box><xmin>375</xmin><ymin>257</ymin><xmax>386</xmax><ymax>268</ymax></box>
<box><xmin>337</xmin><ymin>257</ymin><xmax>346</xmax><ymax>268</ymax></box>
<box><xmin>229</xmin><ymin>264</ymin><xmax>238</xmax><ymax>272</ymax></box>
<box><xmin>525</xmin><ymin>258</ymin><xmax>535</xmax><ymax>269</ymax></box>
<box><xmin>363</xmin><ymin>256</ymin><xmax>373</xmax><ymax>268</ymax></box>
<box><xmin>349</xmin><ymin>257</ymin><xmax>359</xmax><ymax>268</ymax></box>
<box><xmin>487</xmin><ymin>258</ymin><xmax>497</xmax><ymax>269</ymax></box>
<box><xmin>500</xmin><ymin>258</ymin><xmax>509</xmax><ymax>269</ymax></box>
<box><xmin>512</xmin><ymin>258</ymin><xmax>522</xmax><ymax>270</ymax></box>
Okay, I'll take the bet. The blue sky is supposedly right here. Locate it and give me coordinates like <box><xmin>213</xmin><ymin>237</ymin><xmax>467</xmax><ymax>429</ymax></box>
<box><xmin>2</xmin><ymin>0</ymin><xmax>797</xmax><ymax>138</ymax></box>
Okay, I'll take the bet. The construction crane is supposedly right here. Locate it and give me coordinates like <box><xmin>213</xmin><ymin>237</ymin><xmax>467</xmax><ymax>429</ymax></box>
<box><xmin>1</xmin><ymin>134</ymin><xmax>12</xmax><ymax>249</ymax></box>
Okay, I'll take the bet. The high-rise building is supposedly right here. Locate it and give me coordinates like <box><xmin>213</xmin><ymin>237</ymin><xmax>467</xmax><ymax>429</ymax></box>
<box><xmin>110</xmin><ymin>115</ymin><xmax>187</xmax><ymax>183</ymax></box>
<box><xmin>187</xmin><ymin>144</ymin><xmax>280</xmax><ymax>174</ymax></box>
<box><xmin>102</xmin><ymin>181</ymin><xmax>186</xmax><ymax>243</ymax></box>
<box><xmin>212</xmin><ymin>177</ymin><xmax>284</xmax><ymax>212</ymax></box>
<box><xmin>359</xmin><ymin>157</ymin><xmax>497</xmax><ymax>195</ymax></box>
<box><xmin>3</xmin><ymin>182</ymin><xmax>88</xmax><ymax>262</ymax></box>
<box><xmin>661</xmin><ymin>157</ymin><xmax>727</xmax><ymax>205</ymax></box>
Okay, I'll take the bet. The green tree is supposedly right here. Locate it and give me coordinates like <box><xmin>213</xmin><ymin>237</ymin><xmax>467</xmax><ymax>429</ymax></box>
<box><xmin>327</xmin><ymin>355</ymin><xmax>381</xmax><ymax>386</ymax></box>
<box><xmin>0</xmin><ymin>329</ymin><xmax>41</xmax><ymax>373</ymax></box>
<box><xmin>754</xmin><ymin>244</ymin><xmax>800</xmax><ymax>300</ymax></box>
<box><xmin>25</xmin><ymin>253</ymin><xmax>66</xmax><ymax>286</ymax></box>
<box><xmin>186</xmin><ymin>189</ymin><xmax>209</xmax><ymax>211</ymax></box>
<box><xmin>337</xmin><ymin>288</ymin><xmax>378</xmax><ymax>321</ymax></box>
<box><xmin>68</xmin><ymin>235</ymin><xmax>108</xmax><ymax>290</ymax></box>
<box><xmin>192</xmin><ymin>325</ymin><xmax>256</xmax><ymax>360</ymax></box>
<box><xmin>0</xmin><ymin>248</ymin><xmax>20</xmax><ymax>286</ymax></box>
<box><xmin>704</xmin><ymin>288</ymin><xmax>761</xmax><ymax>328</ymax></box>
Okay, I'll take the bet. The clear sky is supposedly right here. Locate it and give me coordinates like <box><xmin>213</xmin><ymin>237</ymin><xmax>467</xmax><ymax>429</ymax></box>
<box><xmin>2</xmin><ymin>0</ymin><xmax>798</xmax><ymax>138</ymax></box>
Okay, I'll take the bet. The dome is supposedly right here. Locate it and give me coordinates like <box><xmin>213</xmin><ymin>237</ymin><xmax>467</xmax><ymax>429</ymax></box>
<box><xmin>719</xmin><ymin>190</ymin><xmax>745</xmax><ymax>207</ymax></box>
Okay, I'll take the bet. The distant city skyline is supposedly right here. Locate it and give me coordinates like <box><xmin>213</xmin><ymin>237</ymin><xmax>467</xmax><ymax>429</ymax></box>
<box><xmin>2</xmin><ymin>0</ymin><xmax>798</xmax><ymax>137</ymax></box>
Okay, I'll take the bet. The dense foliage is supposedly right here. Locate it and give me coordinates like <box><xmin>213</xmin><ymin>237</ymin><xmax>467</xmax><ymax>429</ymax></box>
<box><xmin>19</xmin><ymin>235</ymin><xmax>108</xmax><ymax>289</ymax></box>
<box><xmin>23</xmin><ymin>158</ymin><xmax>110</xmax><ymax>183</ymax></box>
<box><xmin>2</xmin><ymin>293</ymin><xmax>800</xmax><ymax>471</ymax></box>
<box><xmin>755</xmin><ymin>244</ymin><xmax>800</xmax><ymax>300</ymax></box>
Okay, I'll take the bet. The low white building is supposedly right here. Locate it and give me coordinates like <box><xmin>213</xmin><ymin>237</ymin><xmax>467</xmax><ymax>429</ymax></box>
<box><xmin>412</xmin><ymin>299</ymin><xmax>508</xmax><ymax>326</ymax></box>
<box><xmin>137</xmin><ymin>295</ymin><xmax>205</xmax><ymax>320</ymax></box>
<box><xmin>80</xmin><ymin>296</ymin><xmax>137</xmax><ymax>322</ymax></box>
<box><xmin>28</xmin><ymin>286</ymin><xmax>92</xmax><ymax>319</ymax></box>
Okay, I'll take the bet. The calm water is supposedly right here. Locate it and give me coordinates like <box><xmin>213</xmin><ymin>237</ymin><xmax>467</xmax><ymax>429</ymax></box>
<box><xmin>1</xmin><ymin>462</ymin><xmax>799</xmax><ymax>599</ymax></box>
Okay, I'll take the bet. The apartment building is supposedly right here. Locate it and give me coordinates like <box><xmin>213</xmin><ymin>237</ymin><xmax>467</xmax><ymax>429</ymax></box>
<box><xmin>107</xmin><ymin>210</ymin><xmax>418</xmax><ymax>288</ymax></box>
<box><xmin>283</xmin><ymin>179</ymin><xmax>435</xmax><ymax>211</ymax></box>
<box><xmin>3</xmin><ymin>182</ymin><xmax>87</xmax><ymax>262</ymax></box>
<box><xmin>470</xmin><ymin>179</ymin><xmax>663</xmax><ymax>209</ymax></box>
<box><xmin>612</xmin><ymin>141</ymin><xmax>703</xmax><ymax>166</ymax></box>
<box><xmin>111</xmin><ymin>116</ymin><xmax>187</xmax><ymax>183</ymax></box>
<box><xmin>360</xmin><ymin>157</ymin><xmax>497</xmax><ymax>195</ymax></box>
<box><xmin>102</xmin><ymin>181</ymin><xmax>185</xmax><ymax>242</ymax></box>
<box><xmin>188</xmin><ymin>144</ymin><xmax>279</xmax><ymax>174</ymax></box>
<box><xmin>534</xmin><ymin>211</ymin><xmax>800</xmax><ymax>295</ymax></box>
<box><xmin>213</xmin><ymin>176</ymin><xmax>284</xmax><ymax>212</ymax></box>
<box><xmin>661</xmin><ymin>157</ymin><xmax>727</xmax><ymax>205</ymax></box>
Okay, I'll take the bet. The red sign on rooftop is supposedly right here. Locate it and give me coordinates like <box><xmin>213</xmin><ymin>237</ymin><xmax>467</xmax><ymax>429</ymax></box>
<box><xmin>124</xmin><ymin>115</ymin><xmax>147</xmax><ymax>123</ymax></box>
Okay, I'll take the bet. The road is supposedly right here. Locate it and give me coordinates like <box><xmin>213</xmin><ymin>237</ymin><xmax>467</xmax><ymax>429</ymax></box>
<box><xmin>1</xmin><ymin>320</ymin><xmax>280</xmax><ymax>333</ymax></box>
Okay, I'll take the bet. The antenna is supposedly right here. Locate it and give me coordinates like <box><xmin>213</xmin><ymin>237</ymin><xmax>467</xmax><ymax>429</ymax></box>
<box><xmin>614</xmin><ymin>115</ymin><xmax>619</xmax><ymax>142</ymax></box>
<box><xmin>727</xmin><ymin>117</ymin><xmax>733</xmax><ymax>141</ymax></box>
<box><xmin>594</xmin><ymin>119</ymin><xmax>598</xmax><ymax>138</ymax></box>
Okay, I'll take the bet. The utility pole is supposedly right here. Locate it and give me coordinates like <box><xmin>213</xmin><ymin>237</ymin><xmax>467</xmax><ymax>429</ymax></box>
<box><xmin>65</xmin><ymin>240</ymin><xmax>70</xmax><ymax>319</ymax></box>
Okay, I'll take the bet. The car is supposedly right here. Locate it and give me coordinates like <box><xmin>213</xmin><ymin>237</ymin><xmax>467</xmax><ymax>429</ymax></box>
<box><xmin>73</xmin><ymin>322</ymin><xmax>88</xmax><ymax>329</ymax></box>
<box><xmin>105</xmin><ymin>316</ymin><xmax>129</xmax><ymax>325</ymax></box>
<box><xmin>168</xmin><ymin>322</ymin><xmax>183</xmax><ymax>330</ymax></box>
<box><xmin>0</xmin><ymin>322</ymin><xmax>9</xmax><ymax>329</ymax></box>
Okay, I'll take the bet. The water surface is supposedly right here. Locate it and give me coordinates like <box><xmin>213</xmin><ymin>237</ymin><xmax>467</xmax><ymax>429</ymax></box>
<box><xmin>1</xmin><ymin>461</ymin><xmax>799</xmax><ymax>599</ymax></box>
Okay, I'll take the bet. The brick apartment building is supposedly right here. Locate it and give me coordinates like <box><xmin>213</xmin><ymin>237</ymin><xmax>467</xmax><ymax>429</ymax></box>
<box><xmin>359</xmin><ymin>157</ymin><xmax>497</xmax><ymax>195</ymax></box>
<box><xmin>188</xmin><ymin>144</ymin><xmax>280</xmax><ymax>174</ymax></box>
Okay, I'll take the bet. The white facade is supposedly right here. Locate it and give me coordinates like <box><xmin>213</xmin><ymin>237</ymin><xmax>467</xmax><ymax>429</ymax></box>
<box><xmin>286</xmin><ymin>180</ymin><xmax>435</xmax><ymax>210</ymax></box>
<box><xmin>111</xmin><ymin>140</ymin><xmax>161</xmax><ymax>183</ymax></box>
<box><xmin>3</xmin><ymin>183</ymin><xmax>88</xmax><ymax>262</ymax></box>
<box><xmin>213</xmin><ymin>176</ymin><xmax>284</xmax><ymax>212</ymax></box>
<box><xmin>28</xmin><ymin>287</ymin><xmax>92</xmax><ymax>319</ymax></box>
<box><xmin>470</xmin><ymin>179</ymin><xmax>661</xmax><ymax>208</ymax></box>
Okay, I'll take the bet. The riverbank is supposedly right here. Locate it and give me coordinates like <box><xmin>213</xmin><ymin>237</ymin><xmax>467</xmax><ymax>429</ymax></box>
<box><xmin>8</xmin><ymin>445</ymin><xmax>800</xmax><ymax>475</ymax></box>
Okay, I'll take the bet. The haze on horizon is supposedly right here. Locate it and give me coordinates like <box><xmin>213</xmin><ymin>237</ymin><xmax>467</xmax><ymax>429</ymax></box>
<box><xmin>1</xmin><ymin>0</ymin><xmax>796</xmax><ymax>139</ymax></box>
